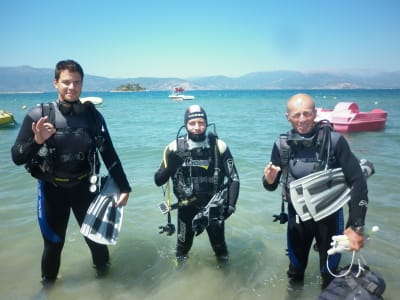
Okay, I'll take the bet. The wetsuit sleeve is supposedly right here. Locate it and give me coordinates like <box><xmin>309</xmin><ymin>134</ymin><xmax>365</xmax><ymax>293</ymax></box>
<box><xmin>11</xmin><ymin>107</ymin><xmax>43</xmax><ymax>165</ymax></box>
<box><xmin>154</xmin><ymin>142</ymin><xmax>181</xmax><ymax>186</ymax></box>
<box><xmin>262</xmin><ymin>140</ymin><xmax>282</xmax><ymax>191</ymax></box>
<box><xmin>334</xmin><ymin>135</ymin><xmax>368</xmax><ymax>227</ymax></box>
<box><xmin>96</xmin><ymin>113</ymin><xmax>132</xmax><ymax>193</ymax></box>
<box><xmin>219</xmin><ymin>141</ymin><xmax>240</xmax><ymax>207</ymax></box>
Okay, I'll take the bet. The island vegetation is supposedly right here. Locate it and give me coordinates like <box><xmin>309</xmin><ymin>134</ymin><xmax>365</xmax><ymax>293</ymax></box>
<box><xmin>113</xmin><ymin>83</ymin><xmax>146</xmax><ymax>92</ymax></box>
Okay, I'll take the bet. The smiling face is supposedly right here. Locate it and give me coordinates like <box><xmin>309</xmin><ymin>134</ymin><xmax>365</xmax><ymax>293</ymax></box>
<box><xmin>53</xmin><ymin>70</ymin><xmax>83</xmax><ymax>103</ymax></box>
<box><xmin>286</xmin><ymin>93</ymin><xmax>316</xmax><ymax>134</ymax></box>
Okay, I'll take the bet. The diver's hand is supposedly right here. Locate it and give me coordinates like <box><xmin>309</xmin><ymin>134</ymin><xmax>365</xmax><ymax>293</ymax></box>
<box><xmin>344</xmin><ymin>227</ymin><xmax>365</xmax><ymax>251</ymax></box>
<box><xmin>32</xmin><ymin>116</ymin><xmax>56</xmax><ymax>144</ymax></box>
<box><xmin>263</xmin><ymin>162</ymin><xmax>281</xmax><ymax>184</ymax></box>
<box><xmin>115</xmin><ymin>192</ymin><xmax>129</xmax><ymax>207</ymax></box>
<box><xmin>192</xmin><ymin>215</ymin><xmax>208</xmax><ymax>236</ymax></box>
<box><xmin>272</xmin><ymin>212</ymin><xmax>288</xmax><ymax>224</ymax></box>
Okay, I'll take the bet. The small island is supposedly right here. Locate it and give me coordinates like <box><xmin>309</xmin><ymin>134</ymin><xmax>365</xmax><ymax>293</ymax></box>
<box><xmin>113</xmin><ymin>83</ymin><xmax>146</xmax><ymax>92</ymax></box>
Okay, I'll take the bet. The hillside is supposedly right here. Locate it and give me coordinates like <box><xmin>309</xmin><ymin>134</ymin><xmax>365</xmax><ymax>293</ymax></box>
<box><xmin>1</xmin><ymin>66</ymin><xmax>400</xmax><ymax>92</ymax></box>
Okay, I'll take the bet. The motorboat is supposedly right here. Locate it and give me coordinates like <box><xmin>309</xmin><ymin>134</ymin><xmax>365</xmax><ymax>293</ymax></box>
<box><xmin>0</xmin><ymin>110</ymin><xmax>16</xmax><ymax>127</ymax></box>
<box><xmin>80</xmin><ymin>96</ymin><xmax>103</xmax><ymax>105</ymax></box>
<box><xmin>168</xmin><ymin>87</ymin><xmax>195</xmax><ymax>101</ymax></box>
<box><xmin>315</xmin><ymin>102</ymin><xmax>387</xmax><ymax>133</ymax></box>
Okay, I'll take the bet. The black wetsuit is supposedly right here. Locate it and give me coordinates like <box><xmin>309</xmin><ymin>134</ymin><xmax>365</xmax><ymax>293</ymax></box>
<box><xmin>262</xmin><ymin>126</ymin><xmax>368</xmax><ymax>286</ymax></box>
<box><xmin>154</xmin><ymin>134</ymin><xmax>240</xmax><ymax>258</ymax></box>
<box><xmin>11</xmin><ymin>100</ymin><xmax>131</xmax><ymax>280</ymax></box>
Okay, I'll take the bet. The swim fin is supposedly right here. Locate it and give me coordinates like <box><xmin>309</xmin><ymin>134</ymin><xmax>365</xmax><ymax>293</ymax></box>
<box><xmin>302</xmin><ymin>168</ymin><xmax>351</xmax><ymax>221</ymax></box>
<box><xmin>288</xmin><ymin>171</ymin><xmax>323</xmax><ymax>221</ymax></box>
<box><xmin>80</xmin><ymin>176</ymin><xmax>123</xmax><ymax>245</ymax></box>
<box><xmin>289</xmin><ymin>159</ymin><xmax>374</xmax><ymax>222</ymax></box>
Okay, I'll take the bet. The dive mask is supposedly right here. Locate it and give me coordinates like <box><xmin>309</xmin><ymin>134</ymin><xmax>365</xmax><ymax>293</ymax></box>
<box><xmin>287</xmin><ymin>133</ymin><xmax>316</xmax><ymax>148</ymax></box>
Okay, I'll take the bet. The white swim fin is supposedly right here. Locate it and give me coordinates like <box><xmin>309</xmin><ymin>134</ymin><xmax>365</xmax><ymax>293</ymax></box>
<box><xmin>80</xmin><ymin>176</ymin><xmax>123</xmax><ymax>245</ymax></box>
<box><xmin>289</xmin><ymin>159</ymin><xmax>374</xmax><ymax>222</ymax></box>
<box><xmin>289</xmin><ymin>173</ymin><xmax>320</xmax><ymax>221</ymax></box>
<box><xmin>302</xmin><ymin>168</ymin><xmax>351</xmax><ymax>221</ymax></box>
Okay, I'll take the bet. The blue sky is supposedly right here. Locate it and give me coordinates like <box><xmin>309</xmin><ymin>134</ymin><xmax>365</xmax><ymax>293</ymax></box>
<box><xmin>1</xmin><ymin>0</ymin><xmax>399</xmax><ymax>78</ymax></box>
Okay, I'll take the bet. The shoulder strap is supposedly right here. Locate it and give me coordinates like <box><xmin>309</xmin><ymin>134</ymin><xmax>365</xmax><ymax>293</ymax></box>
<box><xmin>272</xmin><ymin>133</ymin><xmax>290</xmax><ymax>223</ymax></box>
<box><xmin>176</xmin><ymin>136</ymin><xmax>188</xmax><ymax>157</ymax></box>
<box><xmin>41</xmin><ymin>102</ymin><xmax>56</xmax><ymax>125</ymax></box>
<box><xmin>82</xmin><ymin>101</ymin><xmax>105</xmax><ymax>152</ymax></box>
<box><xmin>38</xmin><ymin>102</ymin><xmax>56</xmax><ymax>150</ymax></box>
<box><xmin>279</xmin><ymin>133</ymin><xmax>290</xmax><ymax>186</ymax></box>
<box><xmin>83</xmin><ymin>102</ymin><xmax>102</xmax><ymax>136</ymax></box>
<box><xmin>315</xmin><ymin>121</ymin><xmax>335</xmax><ymax>170</ymax></box>
<box><xmin>211</xmin><ymin>133</ymin><xmax>220</xmax><ymax>192</ymax></box>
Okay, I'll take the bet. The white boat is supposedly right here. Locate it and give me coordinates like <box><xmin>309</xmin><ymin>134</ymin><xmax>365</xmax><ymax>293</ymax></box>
<box><xmin>80</xmin><ymin>96</ymin><xmax>103</xmax><ymax>105</ymax></box>
<box><xmin>168</xmin><ymin>87</ymin><xmax>195</xmax><ymax>101</ymax></box>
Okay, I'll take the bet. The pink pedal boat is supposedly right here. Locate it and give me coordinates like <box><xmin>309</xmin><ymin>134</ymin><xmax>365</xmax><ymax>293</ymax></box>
<box><xmin>315</xmin><ymin>102</ymin><xmax>387</xmax><ymax>133</ymax></box>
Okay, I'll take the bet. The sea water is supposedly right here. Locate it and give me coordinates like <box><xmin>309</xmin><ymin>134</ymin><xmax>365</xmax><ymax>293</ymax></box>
<box><xmin>1</xmin><ymin>90</ymin><xmax>399</xmax><ymax>300</ymax></box>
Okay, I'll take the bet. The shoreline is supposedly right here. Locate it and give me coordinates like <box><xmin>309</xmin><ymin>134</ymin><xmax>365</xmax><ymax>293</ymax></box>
<box><xmin>1</xmin><ymin>88</ymin><xmax>400</xmax><ymax>95</ymax></box>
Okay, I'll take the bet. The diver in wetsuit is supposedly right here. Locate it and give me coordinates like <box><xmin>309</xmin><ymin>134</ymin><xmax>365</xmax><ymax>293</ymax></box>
<box><xmin>262</xmin><ymin>93</ymin><xmax>369</xmax><ymax>288</ymax></box>
<box><xmin>11</xmin><ymin>60</ymin><xmax>131</xmax><ymax>283</ymax></box>
<box><xmin>154</xmin><ymin>105</ymin><xmax>240</xmax><ymax>266</ymax></box>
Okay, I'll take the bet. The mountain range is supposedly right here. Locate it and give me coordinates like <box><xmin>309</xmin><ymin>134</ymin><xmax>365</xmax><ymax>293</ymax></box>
<box><xmin>1</xmin><ymin>66</ymin><xmax>400</xmax><ymax>92</ymax></box>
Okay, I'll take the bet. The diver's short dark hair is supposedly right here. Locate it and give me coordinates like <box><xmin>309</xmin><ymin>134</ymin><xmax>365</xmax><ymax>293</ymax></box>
<box><xmin>54</xmin><ymin>59</ymin><xmax>84</xmax><ymax>81</ymax></box>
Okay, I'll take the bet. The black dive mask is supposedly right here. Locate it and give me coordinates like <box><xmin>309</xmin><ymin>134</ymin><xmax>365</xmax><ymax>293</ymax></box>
<box><xmin>58</xmin><ymin>100</ymin><xmax>85</xmax><ymax>116</ymax></box>
<box><xmin>287</xmin><ymin>132</ymin><xmax>316</xmax><ymax>148</ymax></box>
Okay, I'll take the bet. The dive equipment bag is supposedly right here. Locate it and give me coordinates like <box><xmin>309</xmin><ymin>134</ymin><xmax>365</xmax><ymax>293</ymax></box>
<box><xmin>318</xmin><ymin>264</ymin><xmax>386</xmax><ymax>300</ymax></box>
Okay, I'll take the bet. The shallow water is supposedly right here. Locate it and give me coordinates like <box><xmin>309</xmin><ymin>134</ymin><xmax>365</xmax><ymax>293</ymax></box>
<box><xmin>1</xmin><ymin>90</ymin><xmax>399</xmax><ymax>299</ymax></box>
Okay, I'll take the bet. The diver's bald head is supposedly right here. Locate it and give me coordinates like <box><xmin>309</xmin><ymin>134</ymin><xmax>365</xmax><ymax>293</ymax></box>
<box><xmin>286</xmin><ymin>93</ymin><xmax>315</xmax><ymax>115</ymax></box>
<box><xmin>286</xmin><ymin>93</ymin><xmax>316</xmax><ymax>134</ymax></box>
